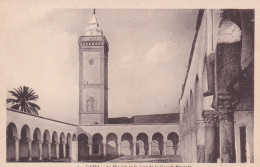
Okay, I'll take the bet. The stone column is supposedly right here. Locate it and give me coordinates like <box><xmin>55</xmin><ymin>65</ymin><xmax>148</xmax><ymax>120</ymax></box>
<box><xmin>56</xmin><ymin>142</ymin><xmax>59</xmax><ymax>159</ymax></box>
<box><xmin>14</xmin><ymin>137</ymin><xmax>19</xmax><ymax>162</ymax></box>
<box><xmin>133</xmin><ymin>142</ymin><xmax>136</xmax><ymax>156</ymax></box>
<box><xmin>39</xmin><ymin>140</ymin><xmax>42</xmax><ymax>160</ymax></box>
<box><xmin>63</xmin><ymin>143</ymin><xmax>66</xmax><ymax>158</ymax></box>
<box><xmin>218</xmin><ymin>97</ymin><xmax>237</xmax><ymax>163</ymax></box>
<box><xmin>118</xmin><ymin>142</ymin><xmax>121</xmax><ymax>155</ymax></box>
<box><xmin>28</xmin><ymin>139</ymin><xmax>32</xmax><ymax>161</ymax></box>
<box><xmin>203</xmin><ymin>110</ymin><xmax>218</xmax><ymax>163</ymax></box>
<box><xmin>148</xmin><ymin>142</ymin><xmax>152</xmax><ymax>155</ymax></box>
<box><xmin>48</xmin><ymin>141</ymin><xmax>51</xmax><ymax>159</ymax></box>
<box><xmin>68</xmin><ymin>144</ymin><xmax>72</xmax><ymax>158</ymax></box>
<box><xmin>88</xmin><ymin>143</ymin><xmax>92</xmax><ymax>156</ymax></box>
<box><xmin>196</xmin><ymin>121</ymin><xmax>205</xmax><ymax>163</ymax></box>
<box><xmin>164</xmin><ymin>141</ymin><xmax>167</xmax><ymax>156</ymax></box>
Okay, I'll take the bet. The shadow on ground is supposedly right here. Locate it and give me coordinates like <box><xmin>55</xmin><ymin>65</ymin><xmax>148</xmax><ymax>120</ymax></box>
<box><xmin>108</xmin><ymin>155</ymin><xmax>182</xmax><ymax>163</ymax></box>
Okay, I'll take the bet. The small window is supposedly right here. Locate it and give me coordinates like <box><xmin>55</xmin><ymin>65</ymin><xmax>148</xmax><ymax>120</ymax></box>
<box><xmin>95</xmin><ymin>122</ymin><xmax>98</xmax><ymax>125</ymax></box>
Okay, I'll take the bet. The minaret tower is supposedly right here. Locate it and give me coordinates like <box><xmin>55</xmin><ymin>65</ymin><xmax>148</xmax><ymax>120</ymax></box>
<box><xmin>78</xmin><ymin>9</ymin><xmax>109</xmax><ymax>125</ymax></box>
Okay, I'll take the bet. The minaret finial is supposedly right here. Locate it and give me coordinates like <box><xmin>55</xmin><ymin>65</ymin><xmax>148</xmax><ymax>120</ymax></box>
<box><xmin>93</xmin><ymin>8</ymin><xmax>96</xmax><ymax>15</ymax></box>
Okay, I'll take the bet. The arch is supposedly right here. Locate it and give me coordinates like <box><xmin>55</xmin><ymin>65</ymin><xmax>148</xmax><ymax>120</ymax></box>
<box><xmin>59</xmin><ymin>132</ymin><xmax>65</xmax><ymax>158</ymax></box>
<box><xmin>136</xmin><ymin>133</ymin><xmax>149</xmax><ymax>155</ymax></box>
<box><xmin>152</xmin><ymin>132</ymin><xmax>164</xmax><ymax>155</ymax></box>
<box><xmin>92</xmin><ymin>133</ymin><xmax>103</xmax><ymax>155</ymax></box>
<box><xmin>78</xmin><ymin>133</ymin><xmax>89</xmax><ymax>160</ymax></box>
<box><xmin>167</xmin><ymin>132</ymin><xmax>179</xmax><ymax>155</ymax></box>
<box><xmin>19</xmin><ymin>125</ymin><xmax>31</xmax><ymax>161</ymax></box>
<box><xmin>51</xmin><ymin>131</ymin><xmax>58</xmax><ymax>159</ymax></box>
<box><xmin>106</xmin><ymin>133</ymin><xmax>118</xmax><ymax>155</ymax></box>
<box><xmin>121</xmin><ymin>133</ymin><xmax>133</xmax><ymax>155</ymax></box>
<box><xmin>42</xmin><ymin>130</ymin><xmax>50</xmax><ymax>160</ymax></box>
<box><xmin>21</xmin><ymin>124</ymin><xmax>31</xmax><ymax>140</ymax></box>
<box><xmin>66</xmin><ymin>133</ymin><xmax>71</xmax><ymax>158</ymax></box>
<box><xmin>72</xmin><ymin>134</ymin><xmax>77</xmax><ymax>141</ymax></box>
<box><xmin>31</xmin><ymin>128</ymin><xmax>42</xmax><ymax>160</ymax></box>
<box><xmin>6</xmin><ymin>123</ymin><xmax>18</xmax><ymax>161</ymax></box>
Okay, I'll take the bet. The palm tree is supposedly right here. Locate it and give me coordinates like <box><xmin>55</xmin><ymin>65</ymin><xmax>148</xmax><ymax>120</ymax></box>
<box><xmin>6</xmin><ymin>86</ymin><xmax>40</xmax><ymax>115</ymax></box>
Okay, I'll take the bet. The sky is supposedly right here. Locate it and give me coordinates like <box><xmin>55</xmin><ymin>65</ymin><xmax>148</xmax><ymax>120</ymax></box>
<box><xmin>3</xmin><ymin>8</ymin><xmax>198</xmax><ymax>124</ymax></box>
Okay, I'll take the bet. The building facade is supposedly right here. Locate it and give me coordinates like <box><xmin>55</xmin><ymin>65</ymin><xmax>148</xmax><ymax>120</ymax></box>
<box><xmin>179</xmin><ymin>9</ymin><xmax>254</xmax><ymax>163</ymax></box>
<box><xmin>6</xmin><ymin>11</ymin><xmax>180</xmax><ymax>162</ymax></box>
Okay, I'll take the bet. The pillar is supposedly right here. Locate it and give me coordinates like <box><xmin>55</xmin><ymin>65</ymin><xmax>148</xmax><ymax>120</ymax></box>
<box><xmin>133</xmin><ymin>142</ymin><xmax>136</xmax><ymax>156</ymax></box>
<box><xmin>56</xmin><ymin>142</ymin><xmax>59</xmax><ymax>159</ymax></box>
<box><xmin>164</xmin><ymin>141</ymin><xmax>167</xmax><ymax>156</ymax></box>
<box><xmin>196</xmin><ymin>121</ymin><xmax>205</xmax><ymax>163</ymax></box>
<box><xmin>218</xmin><ymin>97</ymin><xmax>237</xmax><ymax>163</ymax></box>
<box><xmin>63</xmin><ymin>143</ymin><xmax>66</xmax><ymax>158</ymax></box>
<box><xmin>71</xmin><ymin>140</ymin><xmax>78</xmax><ymax>162</ymax></box>
<box><xmin>118</xmin><ymin>141</ymin><xmax>121</xmax><ymax>155</ymax></box>
<box><xmin>48</xmin><ymin>142</ymin><xmax>51</xmax><ymax>159</ymax></box>
<box><xmin>68</xmin><ymin>143</ymin><xmax>72</xmax><ymax>158</ymax></box>
<box><xmin>39</xmin><ymin>141</ymin><xmax>42</xmax><ymax>161</ymax></box>
<box><xmin>148</xmin><ymin>142</ymin><xmax>152</xmax><ymax>155</ymax></box>
<box><xmin>89</xmin><ymin>143</ymin><xmax>92</xmax><ymax>156</ymax></box>
<box><xmin>14</xmin><ymin>137</ymin><xmax>19</xmax><ymax>161</ymax></box>
<box><xmin>103</xmin><ymin>143</ymin><xmax>106</xmax><ymax>156</ymax></box>
<box><xmin>203</xmin><ymin>110</ymin><xmax>218</xmax><ymax>163</ymax></box>
<box><xmin>215</xmin><ymin>9</ymin><xmax>241</xmax><ymax>162</ymax></box>
<box><xmin>28</xmin><ymin>139</ymin><xmax>32</xmax><ymax>161</ymax></box>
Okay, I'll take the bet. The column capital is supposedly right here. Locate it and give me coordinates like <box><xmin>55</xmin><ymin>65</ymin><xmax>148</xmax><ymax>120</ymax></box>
<box><xmin>203</xmin><ymin>110</ymin><xmax>218</xmax><ymax>127</ymax></box>
<box><xmin>217</xmin><ymin>94</ymin><xmax>239</xmax><ymax>111</ymax></box>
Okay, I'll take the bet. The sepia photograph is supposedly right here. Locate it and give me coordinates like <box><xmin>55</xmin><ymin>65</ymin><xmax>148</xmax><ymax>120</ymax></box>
<box><xmin>3</xmin><ymin>5</ymin><xmax>254</xmax><ymax>165</ymax></box>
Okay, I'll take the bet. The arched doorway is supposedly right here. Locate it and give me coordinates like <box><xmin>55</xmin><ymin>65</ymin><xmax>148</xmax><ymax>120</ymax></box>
<box><xmin>6</xmin><ymin>123</ymin><xmax>18</xmax><ymax>161</ymax></box>
<box><xmin>42</xmin><ymin>130</ymin><xmax>50</xmax><ymax>160</ymax></box>
<box><xmin>51</xmin><ymin>131</ymin><xmax>58</xmax><ymax>159</ymax></box>
<box><xmin>31</xmin><ymin>128</ymin><xmax>41</xmax><ymax>160</ymax></box>
<box><xmin>136</xmin><ymin>133</ymin><xmax>149</xmax><ymax>155</ymax></box>
<box><xmin>167</xmin><ymin>132</ymin><xmax>179</xmax><ymax>155</ymax></box>
<box><xmin>92</xmin><ymin>133</ymin><xmax>103</xmax><ymax>156</ymax></box>
<box><xmin>78</xmin><ymin>133</ymin><xmax>89</xmax><ymax>160</ymax></box>
<box><xmin>106</xmin><ymin>133</ymin><xmax>118</xmax><ymax>155</ymax></box>
<box><xmin>152</xmin><ymin>132</ymin><xmax>164</xmax><ymax>155</ymax></box>
<box><xmin>66</xmin><ymin>133</ymin><xmax>71</xmax><ymax>158</ymax></box>
<box><xmin>121</xmin><ymin>133</ymin><xmax>133</xmax><ymax>155</ymax></box>
<box><xmin>19</xmin><ymin>125</ymin><xmax>31</xmax><ymax>161</ymax></box>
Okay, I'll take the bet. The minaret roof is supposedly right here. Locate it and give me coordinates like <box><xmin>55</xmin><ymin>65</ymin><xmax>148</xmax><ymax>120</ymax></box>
<box><xmin>85</xmin><ymin>9</ymin><xmax>103</xmax><ymax>36</ymax></box>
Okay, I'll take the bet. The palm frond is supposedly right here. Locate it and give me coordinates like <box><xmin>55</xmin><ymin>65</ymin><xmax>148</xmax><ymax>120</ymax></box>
<box><xmin>28</xmin><ymin>102</ymin><xmax>41</xmax><ymax>110</ymax></box>
<box><xmin>6</xmin><ymin>98</ymin><xmax>17</xmax><ymax>104</ymax></box>
<box><xmin>10</xmin><ymin>104</ymin><xmax>20</xmax><ymax>110</ymax></box>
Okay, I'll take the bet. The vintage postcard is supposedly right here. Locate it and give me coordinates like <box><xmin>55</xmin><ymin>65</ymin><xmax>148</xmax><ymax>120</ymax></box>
<box><xmin>0</xmin><ymin>0</ymin><xmax>258</xmax><ymax>167</ymax></box>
